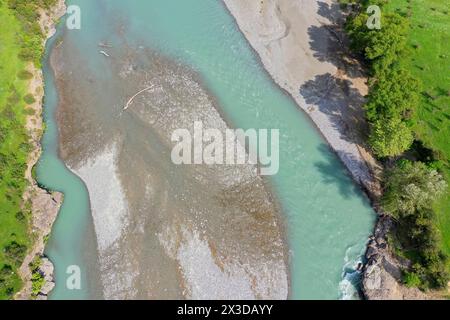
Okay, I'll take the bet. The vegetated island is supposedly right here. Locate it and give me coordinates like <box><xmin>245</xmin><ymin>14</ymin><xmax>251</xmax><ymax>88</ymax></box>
<box><xmin>0</xmin><ymin>0</ymin><xmax>66</xmax><ymax>300</ymax></box>
<box><xmin>224</xmin><ymin>0</ymin><xmax>449</xmax><ymax>299</ymax></box>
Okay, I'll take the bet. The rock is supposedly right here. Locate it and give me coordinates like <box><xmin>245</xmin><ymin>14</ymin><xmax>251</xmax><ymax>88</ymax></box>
<box><xmin>366</xmin><ymin>245</ymin><xmax>377</xmax><ymax>259</ymax></box>
<box><xmin>39</xmin><ymin>257</ymin><xmax>54</xmax><ymax>281</ymax></box>
<box><xmin>363</xmin><ymin>259</ymin><xmax>428</xmax><ymax>300</ymax></box>
<box><xmin>40</xmin><ymin>281</ymin><xmax>55</xmax><ymax>296</ymax></box>
<box><xmin>36</xmin><ymin>257</ymin><xmax>56</xmax><ymax>296</ymax></box>
<box><xmin>35</xmin><ymin>294</ymin><xmax>48</xmax><ymax>301</ymax></box>
<box><xmin>362</xmin><ymin>216</ymin><xmax>429</xmax><ymax>300</ymax></box>
<box><xmin>375</xmin><ymin>237</ymin><xmax>386</xmax><ymax>246</ymax></box>
<box><xmin>364</xmin><ymin>264</ymin><xmax>382</xmax><ymax>291</ymax></box>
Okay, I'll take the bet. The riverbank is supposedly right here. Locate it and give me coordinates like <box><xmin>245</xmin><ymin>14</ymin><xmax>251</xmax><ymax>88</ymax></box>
<box><xmin>15</xmin><ymin>0</ymin><xmax>66</xmax><ymax>300</ymax></box>
<box><xmin>222</xmin><ymin>0</ymin><xmax>384</xmax><ymax>299</ymax></box>
<box><xmin>362</xmin><ymin>216</ymin><xmax>430</xmax><ymax>299</ymax></box>
<box><xmin>223</xmin><ymin>0</ymin><xmax>449</xmax><ymax>300</ymax></box>
<box><xmin>345</xmin><ymin>1</ymin><xmax>450</xmax><ymax>299</ymax></box>
<box><xmin>222</xmin><ymin>0</ymin><xmax>382</xmax><ymax>199</ymax></box>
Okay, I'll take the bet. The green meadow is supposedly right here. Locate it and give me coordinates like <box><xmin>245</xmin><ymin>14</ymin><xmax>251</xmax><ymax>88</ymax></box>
<box><xmin>0</xmin><ymin>4</ymin><xmax>33</xmax><ymax>299</ymax></box>
<box><xmin>384</xmin><ymin>0</ymin><xmax>450</xmax><ymax>260</ymax></box>
<box><xmin>0</xmin><ymin>0</ymin><xmax>59</xmax><ymax>299</ymax></box>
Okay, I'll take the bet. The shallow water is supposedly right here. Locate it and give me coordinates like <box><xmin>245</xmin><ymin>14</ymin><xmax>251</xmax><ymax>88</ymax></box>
<box><xmin>39</xmin><ymin>0</ymin><xmax>376</xmax><ymax>299</ymax></box>
<box><xmin>38</xmin><ymin>18</ymin><xmax>103</xmax><ymax>299</ymax></box>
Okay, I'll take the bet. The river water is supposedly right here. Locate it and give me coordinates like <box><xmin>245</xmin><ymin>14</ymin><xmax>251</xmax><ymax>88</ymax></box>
<box><xmin>37</xmin><ymin>0</ymin><xmax>375</xmax><ymax>300</ymax></box>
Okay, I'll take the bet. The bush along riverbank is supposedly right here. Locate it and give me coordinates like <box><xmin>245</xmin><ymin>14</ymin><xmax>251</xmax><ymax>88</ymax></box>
<box><xmin>340</xmin><ymin>0</ymin><xmax>449</xmax><ymax>298</ymax></box>
<box><xmin>0</xmin><ymin>0</ymin><xmax>65</xmax><ymax>300</ymax></box>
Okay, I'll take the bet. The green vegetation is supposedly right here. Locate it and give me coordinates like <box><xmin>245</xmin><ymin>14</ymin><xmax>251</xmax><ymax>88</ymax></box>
<box><xmin>368</xmin><ymin>117</ymin><xmax>413</xmax><ymax>158</ymax></box>
<box><xmin>29</xmin><ymin>256</ymin><xmax>45</xmax><ymax>297</ymax></box>
<box><xmin>0</xmin><ymin>3</ymin><xmax>32</xmax><ymax>300</ymax></box>
<box><xmin>383</xmin><ymin>161</ymin><xmax>448</xmax><ymax>289</ymax></box>
<box><xmin>382</xmin><ymin>161</ymin><xmax>447</xmax><ymax>216</ymax></box>
<box><xmin>0</xmin><ymin>0</ymin><xmax>56</xmax><ymax>299</ymax></box>
<box><xmin>31</xmin><ymin>271</ymin><xmax>45</xmax><ymax>297</ymax></box>
<box><xmin>17</xmin><ymin>70</ymin><xmax>33</xmax><ymax>80</ymax></box>
<box><xmin>3</xmin><ymin>241</ymin><xmax>28</xmax><ymax>266</ymax></box>
<box><xmin>342</xmin><ymin>0</ymin><xmax>450</xmax><ymax>291</ymax></box>
<box><xmin>403</xmin><ymin>271</ymin><xmax>422</xmax><ymax>288</ymax></box>
<box><xmin>6</xmin><ymin>0</ymin><xmax>58</xmax><ymax>66</ymax></box>
<box><xmin>345</xmin><ymin>2</ymin><xmax>419</xmax><ymax>158</ymax></box>
<box><xmin>23</xmin><ymin>94</ymin><xmax>36</xmax><ymax>105</ymax></box>
<box><xmin>345</xmin><ymin>4</ymin><xmax>410</xmax><ymax>74</ymax></box>
<box><xmin>383</xmin><ymin>0</ymin><xmax>450</xmax><ymax>274</ymax></box>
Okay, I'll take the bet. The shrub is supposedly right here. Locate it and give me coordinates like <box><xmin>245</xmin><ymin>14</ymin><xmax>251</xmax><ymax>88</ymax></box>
<box><xmin>29</xmin><ymin>256</ymin><xmax>41</xmax><ymax>273</ymax></box>
<box><xmin>0</xmin><ymin>265</ymin><xmax>13</xmax><ymax>278</ymax></box>
<box><xmin>3</xmin><ymin>241</ymin><xmax>27</xmax><ymax>266</ymax></box>
<box><xmin>365</xmin><ymin>68</ymin><xmax>420</xmax><ymax>122</ymax></box>
<box><xmin>368</xmin><ymin>117</ymin><xmax>414</xmax><ymax>158</ymax></box>
<box><xmin>31</xmin><ymin>271</ymin><xmax>45</xmax><ymax>296</ymax></box>
<box><xmin>23</xmin><ymin>93</ymin><xmax>36</xmax><ymax>104</ymax></box>
<box><xmin>29</xmin><ymin>256</ymin><xmax>45</xmax><ymax>296</ymax></box>
<box><xmin>384</xmin><ymin>161</ymin><xmax>449</xmax><ymax>289</ymax></box>
<box><xmin>403</xmin><ymin>271</ymin><xmax>421</xmax><ymax>288</ymax></box>
<box><xmin>24</xmin><ymin>107</ymin><xmax>36</xmax><ymax>115</ymax></box>
<box><xmin>17</xmin><ymin>70</ymin><xmax>33</xmax><ymax>80</ymax></box>
<box><xmin>346</xmin><ymin>11</ymin><xmax>409</xmax><ymax>70</ymax></box>
<box><xmin>382</xmin><ymin>161</ymin><xmax>447</xmax><ymax>217</ymax></box>
<box><xmin>7</xmin><ymin>91</ymin><xmax>21</xmax><ymax>105</ymax></box>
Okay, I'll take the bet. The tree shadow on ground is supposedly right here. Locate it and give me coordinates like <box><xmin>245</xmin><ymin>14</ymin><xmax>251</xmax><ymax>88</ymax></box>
<box><xmin>317</xmin><ymin>0</ymin><xmax>343</xmax><ymax>24</ymax></box>
<box><xmin>299</xmin><ymin>73</ymin><xmax>368</xmax><ymax>144</ymax></box>
<box><xmin>308</xmin><ymin>1</ymin><xmax>365</xmax><ymax>79</ymax></box>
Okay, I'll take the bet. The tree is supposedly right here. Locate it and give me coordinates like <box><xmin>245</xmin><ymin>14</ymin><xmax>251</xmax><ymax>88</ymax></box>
<box><xmin>382</xmin><ymin>161</ymin><xmax>447</xmax><ymax>217</ymax></box>
<box><xmin>3</xmin><ymin>241</ymin><xmax>27</xmax><ymax>266</ymax></box>
<box><xmin>346</xmin><ymin>12</ymin><xmax>409</xmax><ymax>70</ymax></box>
<box><xmin>23</xmin><ymin>93</ymin><xmax>36</xmax><ymax>104</ymax></box>
<box><xmin>369</xmin><ymin>117</ymin><xmax>414</xmax><ymax>158</ymax></box>
<box><xmin>409</xmin><ymin>208</ymin><xmax>439</xmax><ymax>247</ymax></box>
<box><xmin>403</xmin><ymin>271</ymin><xmax>421</xmax><ymax>288</ymax></box>
<box><xmin>365</xmin><ymin>68</ymin><xmax>420</xmax><ymax>122</ymax></box>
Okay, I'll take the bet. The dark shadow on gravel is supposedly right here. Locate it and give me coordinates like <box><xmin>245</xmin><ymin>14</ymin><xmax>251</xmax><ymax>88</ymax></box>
<box><xmin>299</xmin><ymin>73</ymin><xmax>367</xmax><ymax>144</ymax></box>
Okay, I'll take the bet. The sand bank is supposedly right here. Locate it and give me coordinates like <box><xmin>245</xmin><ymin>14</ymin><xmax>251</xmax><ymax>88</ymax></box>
<box><xmin>223</xmin><ymin>0</ymin><xmax>381</xmax><ymax>196</ymax></box>
<box><xmin>52</xmin><ymin>37</ymin><xmax>289</xmax><ymax>298</ymax></box>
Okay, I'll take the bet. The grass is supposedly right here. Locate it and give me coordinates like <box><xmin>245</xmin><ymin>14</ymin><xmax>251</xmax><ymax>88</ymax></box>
<box><xmin>383</xmin><ymin>0</ymin><xmax>450</xmax><ymax>259</ymax></box>
<box><xmin>0</xmin><ymin>0</ymin><xmax>58</xmax><ymax>300</ymax></box>
<box><xmin>0</xmin><ymin>4</ymin><xmax>33</xmax><ymax>299</ymax></box>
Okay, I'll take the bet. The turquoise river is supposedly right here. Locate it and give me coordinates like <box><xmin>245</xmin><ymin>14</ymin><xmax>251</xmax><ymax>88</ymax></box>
<box><xmin>37</xmin><ymin>0</ymin><xmax>376</xmax><ymax>299</ymax></box>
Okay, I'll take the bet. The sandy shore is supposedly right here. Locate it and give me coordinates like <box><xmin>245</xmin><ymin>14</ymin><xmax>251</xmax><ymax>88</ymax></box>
<box><xmin>222</xmin><ymin>0</ymin><xmax>440</xmax><ymax>301</ymax></box>
<box><xmin>16</xmin><ymin>0</ymin><xmax>66</xmax><ymax>300</ymax></box>
<box><xmin>223</xmin><ymin>0</ymin><xmax>381</xmax><ymax>197</ymax></box>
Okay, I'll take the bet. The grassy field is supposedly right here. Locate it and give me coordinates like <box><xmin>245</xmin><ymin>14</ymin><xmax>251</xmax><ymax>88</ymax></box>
<box><xmin>384</xmin><ymin>0</ymin><xmax>450</xmax><ymax>259</ymax></box>
<box><xmin>0</xmin><ymin>4</ymin><xmax>33</xmax><ymax>299</ymax></box>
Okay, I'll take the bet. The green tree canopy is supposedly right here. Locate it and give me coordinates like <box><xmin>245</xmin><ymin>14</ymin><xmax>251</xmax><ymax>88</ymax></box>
<box><xmin>369</xmin><ymin>117</ymin><xmax>414</xmax><ymax>158</ymax></box>
<box><xmin>382</xmin><ymin>161</ymin><xmax>447</xmax><ymax>217</ymax></box>
<box><xmin>365</xmin><ymin>68</ymin><xmax>420</xmax><ymax>122</ymax></box>
<box><xmin>346</xmin><ymin>12</ymin><xmax>409</xmax><ymax>70</ymax></box>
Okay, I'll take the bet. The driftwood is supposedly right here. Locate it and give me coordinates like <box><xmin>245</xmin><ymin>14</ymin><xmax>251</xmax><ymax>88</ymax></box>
<box><xmin>123</xmin><ymin>86</ymin><xmax>154</xmax><ymax>111</ymax></box>
<box><xmin>98</xmin><ymin>42</ymin><xmax>113</xmax><ymax>48</ymax></box>
<box><xmin>99</xmin><ymin>50</ymin><xmax>110</xmax><ymax>57</ymax></box>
